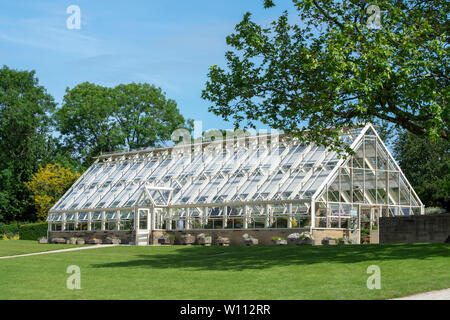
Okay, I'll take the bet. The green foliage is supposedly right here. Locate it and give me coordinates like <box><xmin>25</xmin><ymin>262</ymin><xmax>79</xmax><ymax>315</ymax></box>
<box><xmin>361</xmin><ymin>228</ymin><xmax>371</xmax><ymax>238</ymax></box>
<box><xmin>0</xmin><ymin>222</ymin><xmax>20</xmax><ymax>235</ymax></box>
<box><xmin>18</xmin><ymin>223</ymin><xmax>48</xmax><ymax>240</ymax></box>
<box><xmin>202</xmin><ymin>0</ymin><xmax>449</xmax><ymax>153</ymax></box>
<box><xmin>0</xmin><ymin>66</ymin><xmax>56</xmax><ymax>222</ymax></box>
<box><xmin>25</xmin><ymin>163</ymin><xmax>80</xmax><ymax>221</ymax></box>
<box><xmin>393</xmin><ymin>131</ymin><xmax>450</xmax><ymax>211</ymax></box>
<box><xmin>56</xmin><ymin>82</ymin><xmax>192</xmax><ymax>166</ymax></box>
<box><xmin>1</xmin><ymin>233</ymin><xmax>20</xmax><ymax>240</ymax></box>
<box><xmin>0</xmin><ymin>65</ymin><xmax>190</xmax><ymax>223</ymax></box>
<box><xmin>425</xmin><ymin>207</ymin><xmax>447</xmax><ymax>215</ymax></box>
<box><xmin>1</xmin><ymin>243</ymin><xmax>450</xmax><ymax>299</ymax></box>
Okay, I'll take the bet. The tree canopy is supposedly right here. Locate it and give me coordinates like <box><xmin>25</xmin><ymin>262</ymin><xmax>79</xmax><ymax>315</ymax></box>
<box><xmin>393</xmin><ymin>131</ymin><xmax>449</xmax><ymax>211</ymax></box>
<box><xmin>25</xmin><ymin>163</ymin><xmax>80</xmax><ymax>221</ymax></box>
<box><xmin>56</xmin><ymin>82</ymin><xmax>192</xmax><ymax>166</ymax></box>
<box><xmin>0</xmin><ymin>65</ymin><xmax>56</xmax><ymax>222</ymax></box>
<box><xmin>202</xmin><ymin>0</ymin><xmax>449</xmax><ymax>153</ymax></box>
<box><xmin>0</xmin><ymin>66</ymin><xmax>192</xmax><ymax>223</ymax></box>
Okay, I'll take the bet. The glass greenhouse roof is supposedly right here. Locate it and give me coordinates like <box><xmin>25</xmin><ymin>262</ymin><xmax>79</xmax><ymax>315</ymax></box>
<box><xmin>50</xmin><ymin>124</ymin><xmax>403</xmax><ymax>213</ymax></box>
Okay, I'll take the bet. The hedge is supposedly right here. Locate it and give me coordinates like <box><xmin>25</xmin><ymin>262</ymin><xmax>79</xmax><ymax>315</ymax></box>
<box><xmin>19</xmin><ymin>223</ymin><xmax>48</xmax><ymax>240</ymax></box>
<box><xmin>0</xmin><ymin>222</ymin><xmax>20</xmax><ymax>235</ymax></box>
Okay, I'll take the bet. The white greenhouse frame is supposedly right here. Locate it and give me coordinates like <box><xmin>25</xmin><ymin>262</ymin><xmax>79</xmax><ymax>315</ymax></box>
<box><xmin>47</xmin><ymin>123</ymin><xmax>424</xmax><ymax>243</ymax></box>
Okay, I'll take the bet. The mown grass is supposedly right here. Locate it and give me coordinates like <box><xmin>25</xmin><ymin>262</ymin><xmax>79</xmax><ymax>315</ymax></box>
<box><xmin>0</xmin><ymin>240</ymin><xmax>84</xmax><ymax>257</ymax></box>
<box><xmin>0</xmin><ymin>242</ymin><xmax>449</xmax><ymax>299</ymax></box>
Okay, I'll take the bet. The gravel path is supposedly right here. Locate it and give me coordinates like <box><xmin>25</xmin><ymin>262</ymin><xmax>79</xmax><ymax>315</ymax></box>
<box><xmin>0</xmin><ymin>244</ymin><xmax>118</xmax><ymax>259</ymax></box>
<box><xmin>392</xmin><ymin>288</ymin><xmax>450</xmax><ymax>300</ymax></box>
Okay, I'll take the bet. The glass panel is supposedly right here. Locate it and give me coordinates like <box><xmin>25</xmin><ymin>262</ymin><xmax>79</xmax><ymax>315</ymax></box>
<box><xmin>353</xmin><ymin>169</ymin><xmax>364</xmax><ymax>203</ymax></box>
<box><xmin>190</xmin><ymin>217</ymin><xmax>202</xmax><ymax>229</ymax></box>
<box><xmin>65</xmin><ymin>222</ymin><xmax>75</xmax><ymax>231</ymax></box>
<box><xmin>213</xmin><ymin>219</ymin><xmax>223</xmax><ymax>229</ymax></box>
<box><xmin>51</xmin><ymin>223</ymin><xmax>62</xmax><ymax>231</ymax></box>
<box><xmin>120</xmin><ymin>210</ymin><xmax>133</xmax><ymax>220</ymax></box>
<box><xmin>105</xmin><ymin>211</ymin><xmax>117</xmax><ymax>220</ymax></box>
<box><xmin>275</xmin><ymin>216</ymin><xmax>288</xmax><ymax>228</ymax></box>
<box><xmin>399</xmin><ymin>177</ymin><xmax>410</xmax><ymax>205</ymax></box>
<box><xmin>376</xmin><ymin>171</ymin><xmax>387</xmax><ymax>204</ymax></box>
<box><xmin>353</xmin><ymin>144</ymin><xmax>364</xmax><ymax>168</ymax></box>
<box><xmin>204</xmin><ymin>218</ymin><xmax>214</xmax><ymax>229</ymax></box>
<box><xmin>233</xmin><ymin>218</ymin><xmax>244</xmax><ymax>229</ymax></box>
<box><xmin>76</xmin><ymin>222</ymin><xmax>88</xmax><ymax>230</ymax></box>
<box><xmin>91</xmin><ymin>221</ymin><xmax>102</xmax><ymax>230</ymax></box>
<box><xmin>296</xmin><ymin>215</ymin><xmax>311</xmax><ymax>228</ymax></box>
<box><xmin>401</xmin><ymin>207</ymin><xmax>411</xmax><ymax>215</ymax></box>
<box><xmin>388</xmin><ymin>172</ymin><xmax>399</xmax><ymax>205</ymax></box>
<box><xmin>376</xmin><ymin>143</ymin><xmax>389</xmax><ymax>170</ymax></box>
<box><xmin>78</xmin><ymin>212</ymin><xmax>88</xmax><ymax>221</ymax></box>
<box><xmin>389</xmin><ymin>207</ymin><xmax>398</xmax><ymax>216</ymax></box>
<box><xmin>254</xmin><ymin>216</ymin><xmax>266</xmax><ymax>228</ymax></box>
<box><xmin>339</xmin><ymin>168</ymin><xmax>351</xmax><ymax>202</ymax></box>
<box><xmin>364</xmin><ymin>138</ymin><xmax>377</xmax><ymax>169</ymax></box>
<box><xmin>92</xmin><ymin>212</ymin><xmax>102</xmax><ymax>220</ymax></box>
<box><xmin>328</xmin><ymin>176</ymin><xmax>340</xmax><ymax>202</ymax></box>
<box><xmin>139</xmin><ymin>210</ymin><xmax>148</xmax><ymax>229</ymax></box>
<box><xmin>106</xmin><ymin>221</ymin><xmax>117</xmax><ymax>230</ymax></box>
<box><xmin>120</xmin><ymin>220</ymin><xmax>133</xmax><ymax>230</ymax></box>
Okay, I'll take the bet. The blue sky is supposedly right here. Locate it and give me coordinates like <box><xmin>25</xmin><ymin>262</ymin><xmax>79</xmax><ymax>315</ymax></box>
<box><xmin>0</xmin><ymin>0</ymin><xmax>298</xmax><ymax>132</ymax></box>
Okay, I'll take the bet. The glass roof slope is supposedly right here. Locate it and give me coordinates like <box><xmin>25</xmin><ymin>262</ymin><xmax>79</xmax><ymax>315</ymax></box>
<box><xmin>50</xmin><ymin>125</ymin><xmax>369</xmax><ymax>213</ymax></box>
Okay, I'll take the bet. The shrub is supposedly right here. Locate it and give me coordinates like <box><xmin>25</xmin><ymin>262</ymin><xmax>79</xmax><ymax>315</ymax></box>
<box><xmin>19</xmin><ymin>223</ymin><xmax>48</xmax><ymax>240</ymax></box>
<box><xmin>1</xmin><ymin>234</ymin><xmax>20</xmax><ymax>240</ymax></box>
<box><xmin>0</xmin><ymin>222</ymin><xmax>20</xmax><ymax>235</ymax></box>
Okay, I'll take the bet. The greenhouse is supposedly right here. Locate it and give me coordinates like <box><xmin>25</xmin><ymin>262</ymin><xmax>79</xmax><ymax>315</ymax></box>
<box><xmin>47</xmin><ymin>123</ymin><xmax>424</xmax><ymax>245</ymax></box>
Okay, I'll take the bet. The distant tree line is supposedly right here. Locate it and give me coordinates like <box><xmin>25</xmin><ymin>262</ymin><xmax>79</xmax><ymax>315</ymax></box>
<box><xmin>0</xmin><ymin>65</ymin><xmax>192</xmax><ymax>223</ymax></box>
<box><xmin>0</xmin><ymin>60</ymin><xmax>448</xmax><ymax>224</ymax></box>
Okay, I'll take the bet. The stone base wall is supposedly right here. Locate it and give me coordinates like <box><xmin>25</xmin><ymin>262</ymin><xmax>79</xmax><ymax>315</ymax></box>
<box><xmin>150</xmin><ymin>230</ymin><xmax>166</xmax><ymax>245</ymax></box>
<box><xmin>49</xmin><ymin>228</ymin><xmax>360</xmax><ymax>246</ymax></box>
<box><xmin>163</xmin><ymin>229</ymin><xmax>310</xmax><ymax>245</ymax></box>
<box><xmin>370</xmin><ymin>229</ymin><xmax>379</xmax><ymax>244</ymax></box>
<box><xmin>48</xmin><ymin>231</ymin><xmax>133</xmax><ymax>244</ymax></box>
<box><xmin>312</xmin><ymin>229</ymin><xmax>356</xmax><ymax>245</ymax></box>
<box><xmin>380</xmin><ymin>214</ymin><xmax>450</xmax><ymax>243</ymax></box>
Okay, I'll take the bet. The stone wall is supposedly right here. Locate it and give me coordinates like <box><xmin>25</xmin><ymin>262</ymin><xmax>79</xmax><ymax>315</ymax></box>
<box><xmin>370</xmin><ymin>229</ymin><xmax>379</xmax><ymax>244</ymax></box>
<box><xmin>48</xmin><ymin>231</ymin><xmax>133</xmax><ymax>244</ymax></box>
<box><xmin>49</xmin><ymin>228</ymin><xmax>360</xmax><ymax>246</ymax></box>
<box><xmin>312</xmin><ymin>229</ymin><xmax>356</xmax><ymax>245</ymax></box>
<box><xmin>164</xmin><ymin>228</ymin><xmax>310</xmax><ymax>245</ymax></box>
<box><xmin>150</xmin><ymin>230</ymin><xmax>165</xmax><ymax>245</ymax></box>
<box><xmin>379</xmin><ymin>214</ymin><xmax>450</xmax><ymax>243</ymax></box>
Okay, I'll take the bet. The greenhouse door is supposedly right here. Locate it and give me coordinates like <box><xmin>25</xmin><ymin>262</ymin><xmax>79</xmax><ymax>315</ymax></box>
<box><xmin>135</xmin><ymin>208</ymin><xmax>150</xmax><ymax>245</ymax></box>
<box><xmin>360</xmin><ymin>206</ymin><xmax>380</xmax><ymax>244</ymax></box>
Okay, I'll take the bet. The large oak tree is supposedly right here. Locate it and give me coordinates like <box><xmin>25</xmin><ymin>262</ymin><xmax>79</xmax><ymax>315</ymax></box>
<box><xmin>56</xmin><ymin>82</ymin><xmax>192</xmax><ymax>166</ymax></box>
<box><xmin>202</xmin><ymin>0</ymin><xmax>449</xmax><ymax>152</ymax></box>
<box><xmin>0</xmin><ymin>66</ymin><xmax>56</xmax><ymax>222</ymax></box>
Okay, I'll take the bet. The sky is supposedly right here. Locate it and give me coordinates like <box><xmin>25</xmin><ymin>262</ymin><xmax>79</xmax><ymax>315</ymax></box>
<box><xmin>0</xmin><ymin>0</ymin><xmax>299</xmax><ymax>133</ymax></box>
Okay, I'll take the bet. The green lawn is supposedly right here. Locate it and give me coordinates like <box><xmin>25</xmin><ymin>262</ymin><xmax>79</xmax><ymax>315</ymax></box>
<box><xmin>0</xmin><ymin>242</ymin><xmax>449</xmax><ymax>299</ymax></box>
<box><xmin>0</xmin><ymin>240</ymin><xmax>84</xmax><ymax>257</ymax></box>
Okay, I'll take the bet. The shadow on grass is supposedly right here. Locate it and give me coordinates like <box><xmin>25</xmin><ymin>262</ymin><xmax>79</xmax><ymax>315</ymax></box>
<box><xmin>90</xmin><ymin>243</ymin><xmax>450</xmax><ymax>271</ymax></box>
